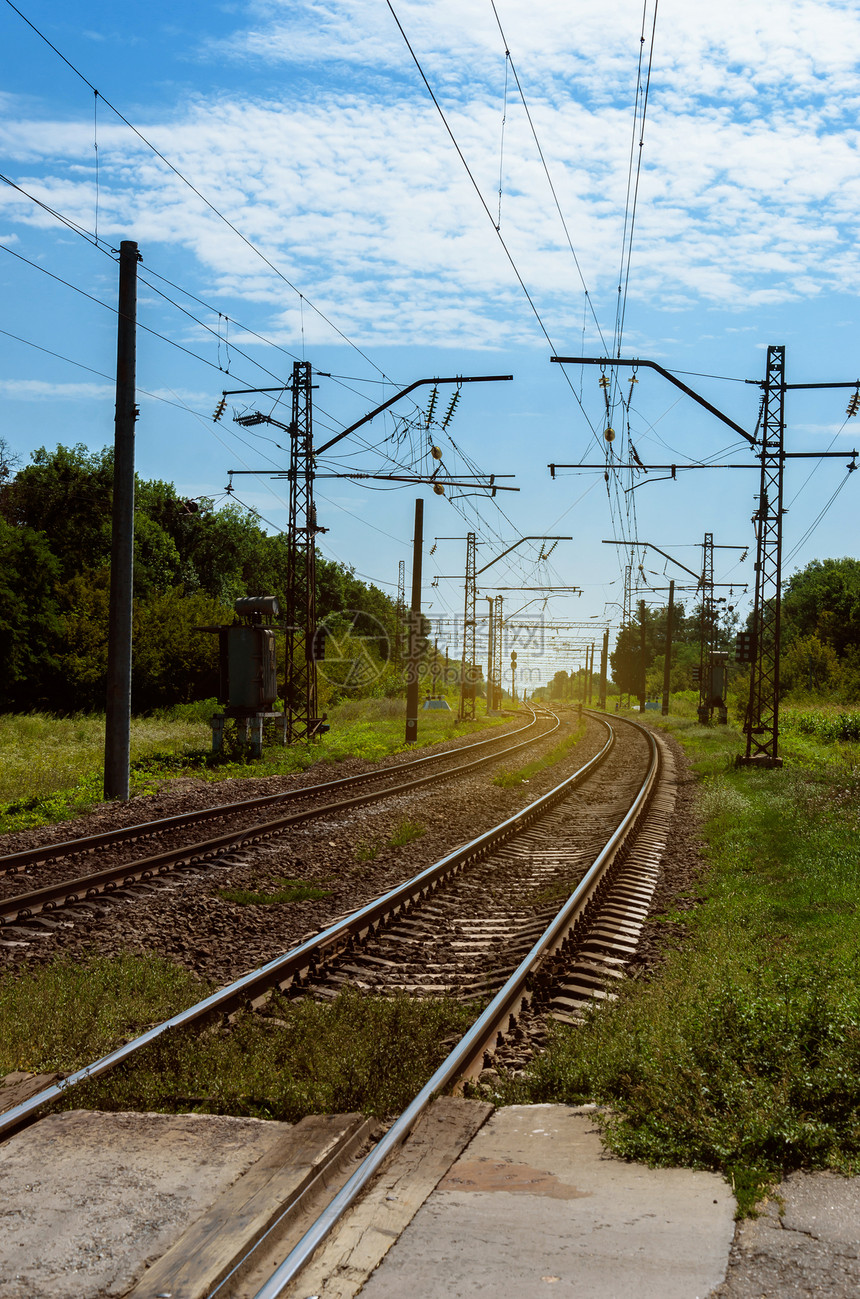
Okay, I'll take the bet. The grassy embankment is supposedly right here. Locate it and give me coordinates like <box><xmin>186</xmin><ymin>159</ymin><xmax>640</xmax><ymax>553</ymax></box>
<box><xmin>0</xmin><ymin>692</ymin><xmax>513</xmax><ymax>834</ymax></box>
<box><xmin>484</xmin><ymin>703</ymin><xmax>860</xmax><ymax>1214</ymax></box>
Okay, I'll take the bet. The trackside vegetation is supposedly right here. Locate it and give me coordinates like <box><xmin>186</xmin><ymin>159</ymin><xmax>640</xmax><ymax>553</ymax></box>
<box><xmin>0</xmin><ymin>963</ymin><xmax>476</xmax><ymax>1122</ymax></box>
<box><xmin>484</xmin><ymin>711</ymin><xmax>860</xmax><ymax>1214</ymax></box>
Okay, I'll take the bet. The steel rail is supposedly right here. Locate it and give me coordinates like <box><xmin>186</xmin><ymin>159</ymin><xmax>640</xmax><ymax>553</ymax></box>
<box><xmin>0</xmin><ymin>711</ymin><xmax>564</xmax><ymax>925</ymax></box>
<box><xmin>0</xmin><ymin>711</ymin><xmax>545</xmax><ymax>877</ymax></box>
<box><xmin>251</xmin><ymin>715</ymin><xmax>660</xmax><ymax>1298</ymax></box>
<box><xmin>0</xmin><ymin>713</ymin><xmax>615</xmax><ymax>1142</ymax></box>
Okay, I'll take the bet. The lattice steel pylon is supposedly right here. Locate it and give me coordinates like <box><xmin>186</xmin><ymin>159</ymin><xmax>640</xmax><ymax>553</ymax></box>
<box><xmin>394</xmin><ymin>559</ymin><xmax>406</xmax><ymax>670</ymax></box>
<box><xmin>485</xmin><ymin>596</ymin><xmax>495</xmax><ymax>714</ymax></box>
<box><xmin>622</xmin><ymin>562</ymin><xmax>632</xmax><ymax>708</ymax></box>
<box><xmin>460</xmin><ymin>531</ymin><xmax>478</xmax><ymax>720</ymax></box>
<box><xmin>284</xmin><ymin>360</ymin><xmax>320</xmax><ymax>742</ymax></box>
<box><xmin>697</xmin><ymin>532</ymin><xmax>714</xmax><ymax>722</ymax></box>
<box><xmin>740</xmin><ymin>345</ymin><xmax>786</xmax><ymax>767</ymax></box>
<box><xmin>493</xmin><ymin>596</ymin><xmax>504</xmax><ymax>708</ymax></box>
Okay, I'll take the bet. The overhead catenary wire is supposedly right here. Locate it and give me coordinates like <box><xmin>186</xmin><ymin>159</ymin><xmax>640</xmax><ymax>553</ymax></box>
<box><xmin>487</xmin><ymin>0</ymin><xmax>610</xmax><ymax>357</ymax></box>
<box><xmin>383</xmin><ymin>0</ymin><xmax>599</xmax><ymax>446</ymax></box>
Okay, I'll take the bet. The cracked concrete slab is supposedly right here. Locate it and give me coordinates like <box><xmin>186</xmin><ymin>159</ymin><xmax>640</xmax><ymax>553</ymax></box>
<box><xmin>710</xmin><ymin>1172</ymin><xmax>860</xmax><ymax>1298</ymax></box>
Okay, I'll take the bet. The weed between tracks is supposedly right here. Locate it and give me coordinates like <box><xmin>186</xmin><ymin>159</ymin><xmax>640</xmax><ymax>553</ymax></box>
<box><xmin>492</xmin><ymin>717</ymin><xmax>586</xmax><ymax>787</ymax></box>
<box><xmin>0</xmin><ymin>959</ymin><xmax>477</xmax><ymax>1122</ymax></box>
<box><xmin>216</xmin><ymin>878</ymin><xmax>333</xmax><ymax>906</ymax></box>
<box><xmin>481</xmin><ymin>711</ymin><xmax>860</xmax><ymax>1215</ymax></box>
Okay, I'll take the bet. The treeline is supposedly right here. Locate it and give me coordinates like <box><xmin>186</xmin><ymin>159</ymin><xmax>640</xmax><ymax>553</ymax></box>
<box><xmin>601</xmin><ymin>556</ymin><xmax>860</xmax><ymax>703</ymax></box>
<box><xmin>0</xmin><ymin>443</ymin><xmax>399</xmax><ymax>714</ymax></box>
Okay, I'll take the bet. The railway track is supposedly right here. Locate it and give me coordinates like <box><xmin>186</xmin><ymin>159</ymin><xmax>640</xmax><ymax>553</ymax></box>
<box><xmin>0</xmin><ymin>712</ymin><xmax>678</xmax><ymax>1299</ymax></box>
<box><xmin>0</xmin><ymin>707</ymin><xmax>569</xmax><ymax>931</ymax></box>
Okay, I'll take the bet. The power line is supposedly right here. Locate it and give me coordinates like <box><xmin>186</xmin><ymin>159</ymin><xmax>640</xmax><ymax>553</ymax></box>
<box><xmin>4</xmin><ymin>0</ymin><xmax>396</xmax><ymax>381</ymax></box>
<box><xmin>0</xmin><ymin>243</ymin><xmax>263</xmax><ymax>384</ymax></box>
<box><xmin>383</xmin><ymin>0</ymin><xmax>598</xmax><ymax>448</ymax></box>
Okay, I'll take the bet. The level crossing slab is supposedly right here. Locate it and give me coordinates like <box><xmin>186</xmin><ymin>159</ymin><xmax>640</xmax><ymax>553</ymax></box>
<box><xmin>357</xmin><ymin>1104</ymin><xmax>735</xmax><ymax>1299</ymax></box>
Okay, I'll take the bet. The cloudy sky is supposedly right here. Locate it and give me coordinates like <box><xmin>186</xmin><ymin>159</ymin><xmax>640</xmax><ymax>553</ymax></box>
<box><xmin>2</xmin><ymin>0</ymin><xmax>859</xmax><ymax>687</ymax></box>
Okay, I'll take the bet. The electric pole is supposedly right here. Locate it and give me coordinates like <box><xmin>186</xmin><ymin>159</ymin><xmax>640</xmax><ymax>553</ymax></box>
<box><xmin>405</xmin><ymin>499</ymin><xmax>424</xmax><ymax>744</ymax></box>
<box><xmin>394</xmin><ymin>559</ymin><xmax>406</xmax><ymax>670</ymax></box>
<box><xmin>599</xmin><ymin>626</ymin><xmax>609</xmax><ymax>711</ymax></box>
<box><xmin>461</xmin><ymin>532</ymin><xmax>478</xmax><ymax>721</ymax></box>
<box><xmin>104</xmin><ymin>240</ymin><xmax>140</xmax><ymax>801</ymax></box>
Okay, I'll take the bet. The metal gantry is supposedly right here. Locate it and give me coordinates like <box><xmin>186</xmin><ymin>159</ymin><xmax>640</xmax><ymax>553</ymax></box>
<box><xmin>741</xmin><ymin>345</ymin><xmax>786</xmax><ymax>766</ymax></box>
<box><xmin>284</xmin><ymin>360</ymin><xmax>321</xmax><ymax>742</ymax></box>
<box><xmin>460</xmin><ymin>531</ymin><xmax>478</xmax><ymax>720</ymax></box>
<box><xmin>697</xmin><ymin>532</ymin><xmax>714</xmax><ymax>723</ymax></box>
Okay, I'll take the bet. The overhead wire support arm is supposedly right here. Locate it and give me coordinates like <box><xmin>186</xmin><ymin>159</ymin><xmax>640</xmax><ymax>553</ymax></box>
<box><xmin>314</xmin><ymin>374</ymin><xmax>513</xmax><ymax>456</ymax></box>
<box><xmin>550</xmin><ymin>355</ymin><xmax>756</xmax><ymax>446</ymax></box>
<box><xmin>476</xmin><ymin>536</ymin><xmax>572</xmax><ymax>575</ymax></box>
<box><xmin>601</xmin><ymin>539</ymin><xmax>700</xmax><ymax>582</ymax></box>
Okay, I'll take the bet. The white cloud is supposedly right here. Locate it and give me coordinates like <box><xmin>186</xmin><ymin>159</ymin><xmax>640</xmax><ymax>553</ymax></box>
<box><xmin>0</xmin><ymin>379</ymin><xmax>113</xmax><ymax>400</ymax></box>
<box><xmin>2</xmin><ymin>0</ymin><xmax>860</xmax><ymax>350</ymax></box>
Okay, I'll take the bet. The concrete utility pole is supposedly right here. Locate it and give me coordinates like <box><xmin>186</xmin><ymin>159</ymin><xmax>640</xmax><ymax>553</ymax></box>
<box><xmin>599</xmin><ymin>626</ymin><xmax>609</xmax><ymax>711</ymax></box>
<box><xmin>104</xmin><ymin>240</ymin><xmax>140</xmax><ymax>801</ymax></box>
<box><xmin>405</xmin><ymin>499</ymin><xmax>424</xmax><ymax>744</ymax></box>
<box><xmin>638</xmin><ymin>600</ymin><xmax>647</xmax><ymax>713</ymax></box>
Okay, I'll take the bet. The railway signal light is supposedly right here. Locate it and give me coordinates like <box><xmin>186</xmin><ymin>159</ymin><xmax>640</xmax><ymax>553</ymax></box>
<box><xmin>309</xmin><ymin>626</ymin><xmax>327</xmax><ymax>661</ymax></box>
<box><xmin>691</xmin><ymin>666</ymin><xmax>701</xmax><ymax>684</ymax></box>
<box><xmin>735</xmin><ymin>631</ymin><xmax>754</xmax><ymax>663</ymax></box>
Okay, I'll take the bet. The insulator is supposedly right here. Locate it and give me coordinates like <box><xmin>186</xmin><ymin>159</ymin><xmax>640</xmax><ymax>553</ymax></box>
<box><xmin>426</xmin><ymin>386</ymin><xmax>439</xmax><ymax>424</ymax></box>
<box><xmin>441</xmin><ymin>390</ymin><xmax>460</xmax><ymax>429</ymax></box>
<box><xmin>604</xmin><ymin>426</ymin><xmax>615</xmax><ymax>442</ymax></box>
<box><xmin>213</xmin><ymin>396</ymin><xmax>227</xmax><ymax>422</ymax></box>
<box><xmin>433</xmin><ymin>483</ymin><xmax>445</xmax><ymax>495</ymax></box>
<box><xmin>846</xmin><ymin>390</ymin><xmax>860</xmax><ymax>418</ymax></box>
<box><xmin>431</xmin><ymin>445</ymin><xmax>443</xmax><ymax>460</ymax></box>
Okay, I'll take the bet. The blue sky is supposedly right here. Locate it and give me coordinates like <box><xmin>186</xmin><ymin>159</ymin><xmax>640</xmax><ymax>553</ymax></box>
<box><xmin>2</xmin><ymin>0</ymin><xmax>859</xmax><ymax>691</ymax></box>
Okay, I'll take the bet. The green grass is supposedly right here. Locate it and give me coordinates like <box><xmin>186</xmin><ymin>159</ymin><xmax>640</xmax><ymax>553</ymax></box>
<box><xmin>0</xmin><ymin>953</ymin><xmax>207</xmax><ymax>1075</ymax></box>
<box><xmin>0</xmin><ymin>954</ymin><xmax>477</xmax><ymax>1122</ymax></box>
<box><xmin>481</xmin><ymin>711</ymin><xmax>860</xmax><ymax>1215</ymax></box>
<box><xmin>0</xmin><ymin>696</ymin><xmax>511</xmax><ymax>834</ymax></box>
<box><xmin>387</xmin><ymin>817</ymin><xmax>426</xmax><ymax>847</ymax></box>
<box><xmin>492</xmin><ymin>718</ymin><xmax>586</xmax><ymax>787</ymax></box>
<box><xmin>216</xmin><ymin>878</ymin><xmax>333</xmax><ymax>906</ymax></box>
<box><xmin>354</xmin><ymin>838</ymin><xmax>381</xmax><ymax>862</ymax></box>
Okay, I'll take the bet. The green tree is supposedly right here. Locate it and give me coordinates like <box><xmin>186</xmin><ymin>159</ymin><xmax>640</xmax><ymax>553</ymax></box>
<box><xmin>0</xmin><ymin>517</ymin><xmax>61</xmax><ymax>709</ymax></box>
<box><xmin>0</xmin><ymin>444</ymin><xmax>114</xmax><ymax>579</ymax></box>
<box><xmin>781</xmin><ymin>558</ymin><xmax>860</xmax><ymax>657</ymax></box>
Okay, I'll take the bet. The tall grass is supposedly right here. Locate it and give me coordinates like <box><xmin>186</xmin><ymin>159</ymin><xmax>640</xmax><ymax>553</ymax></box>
<box><xmin>0</xmin><ymin>712</ymin><xmax>209</xmax><ymax>809</ymax></box>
